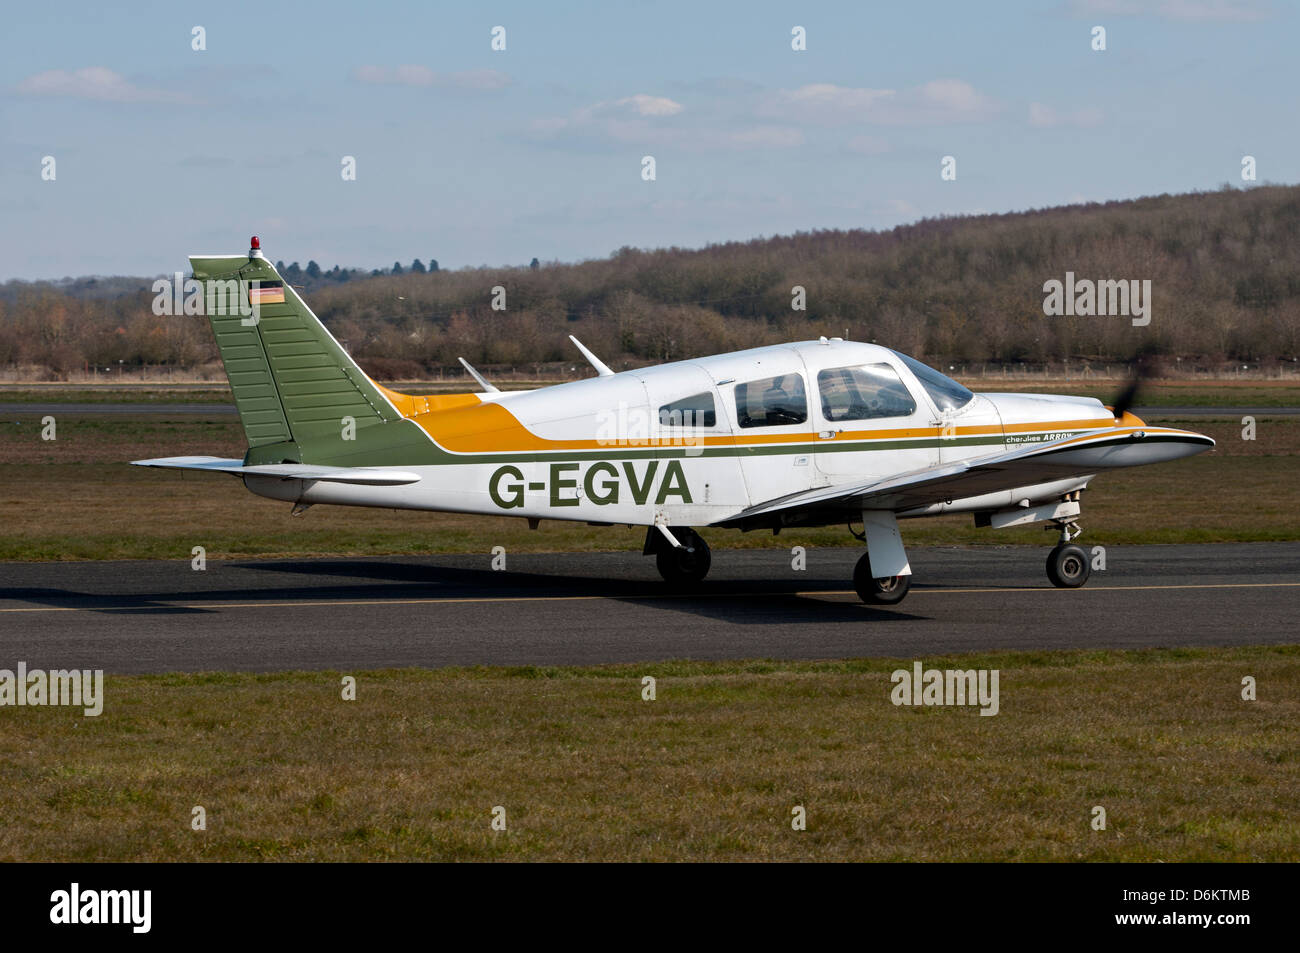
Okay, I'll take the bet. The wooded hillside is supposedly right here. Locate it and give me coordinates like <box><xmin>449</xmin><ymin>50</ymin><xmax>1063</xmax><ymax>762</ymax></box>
<box><xmin>2</xmin><ymin>185</ymin><xmax>1296</xmax><ymax>379</ymax></box>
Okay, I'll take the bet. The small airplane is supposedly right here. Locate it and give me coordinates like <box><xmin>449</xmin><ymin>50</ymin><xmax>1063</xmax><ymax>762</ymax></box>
<box><xmin>134</xmin><ymin>239</ymin><xmax>1215</xmax><ymax>605</ymax></box>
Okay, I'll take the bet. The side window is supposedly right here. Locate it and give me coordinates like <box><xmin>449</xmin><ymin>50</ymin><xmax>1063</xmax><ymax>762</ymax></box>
<box><xmin>817</xmin><ymin>364</ymin><xmax>917</xmax><ymax>421</ymax></box>
<box><xmin>659</xmin><ymin>392</ymin><xmax>716</xmax><ymax>428</ymax></box>
<box><xmin>735</xmin><ymin>374</ymin><xmax>808</xmax><ymax>428</ymax></box>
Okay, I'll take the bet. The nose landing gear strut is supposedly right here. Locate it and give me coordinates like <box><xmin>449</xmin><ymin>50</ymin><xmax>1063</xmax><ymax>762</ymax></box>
<box><xmin>1045</xmin><ymin>491</ymin><xmax>1090</xmax><ymax>588</ymax></box>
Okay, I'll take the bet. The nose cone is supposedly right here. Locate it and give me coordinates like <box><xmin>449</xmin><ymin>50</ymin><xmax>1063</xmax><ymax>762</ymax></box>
<box><xmin>1141</xmin><ymin>427</ymin><xmax>1216</xmax><ymax>459</ymax></box>
<box><xmin>1108</xmin><ymin>410</ymin><xmax>1216</xmax><ymax>460</ymax></box>
<box><xmin>1101</xmin><ymin>426</ymin><xmax>1216</xmax><ymax>466</ymax></box>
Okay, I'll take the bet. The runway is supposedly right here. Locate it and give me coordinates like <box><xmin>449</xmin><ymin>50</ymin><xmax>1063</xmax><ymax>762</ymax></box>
<box><xmin>0</xmin><ymin>543</ymin><xmax>1296</xmax><ymax>673</ymax></box>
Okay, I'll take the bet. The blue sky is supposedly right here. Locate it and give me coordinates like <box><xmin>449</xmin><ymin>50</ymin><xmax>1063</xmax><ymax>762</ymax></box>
<box><xmin>1</xmin><ymin>0</ymin><xmax>1294</xmax><ymax>280</ymax></box>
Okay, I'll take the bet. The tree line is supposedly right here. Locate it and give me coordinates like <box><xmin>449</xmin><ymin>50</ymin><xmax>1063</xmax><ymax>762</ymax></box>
<box><xmin>1</xmin><ymin>184</ymin><xmax>1297</xmax><ymax>379</ymax></box>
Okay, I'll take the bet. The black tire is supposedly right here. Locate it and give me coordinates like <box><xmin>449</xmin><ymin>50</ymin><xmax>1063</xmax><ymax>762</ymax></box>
<box><xmin>1046</xmin><ymin>543</ymin><xmax>1091</xmax><ymax>588</ymax></box>
<box><xmin>655</xmin><ymin>529</ymin><xmax>711</xmax><ymax>585</ymax></box>
<box><xmin>853</xmin><ymin>552</ymin><xmax>911</xmax><ymax>605</ymax></box>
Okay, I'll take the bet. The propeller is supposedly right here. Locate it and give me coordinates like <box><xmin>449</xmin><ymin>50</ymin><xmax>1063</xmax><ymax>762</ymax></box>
<box><xmin>1109</xmin><ymin>347</ymin><xmax>1163</xmax><ymax>420</ymax></box>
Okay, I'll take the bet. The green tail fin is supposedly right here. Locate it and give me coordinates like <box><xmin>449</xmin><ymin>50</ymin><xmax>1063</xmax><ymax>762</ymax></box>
<box><xmin>189</xmin><ymin>251</ymin><xmax>400</xmax><ymax>465</ymax></box>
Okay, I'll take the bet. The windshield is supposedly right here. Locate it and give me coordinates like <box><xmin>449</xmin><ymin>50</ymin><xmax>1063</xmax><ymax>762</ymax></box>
<box><xmin>892</xmin><ymin>352</ymin><xmax>974</xmax><ymax>413</ymax></box>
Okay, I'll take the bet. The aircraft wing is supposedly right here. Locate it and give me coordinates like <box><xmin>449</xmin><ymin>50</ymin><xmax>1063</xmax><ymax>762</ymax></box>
<box><xmin>720</xmin><ymin>425</ymin><xmax>1213</xmax><ymax>523</ymax></box>
<box><xmin>130</xmin><ymin>456</ymin><xmax>422</xmax><ymax>486</ymax></box>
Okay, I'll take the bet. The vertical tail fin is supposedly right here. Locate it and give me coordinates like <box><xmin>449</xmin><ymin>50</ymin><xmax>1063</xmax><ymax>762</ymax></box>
<box><xmin>189</xmin><ymin>243</ymin><xmax>401</xmax><ymax>465</ymax></box>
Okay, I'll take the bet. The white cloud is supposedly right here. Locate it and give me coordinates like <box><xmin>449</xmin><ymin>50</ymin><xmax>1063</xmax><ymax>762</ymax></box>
<box><xmin>763</xmin><ymin>79</ymin><xmax>996</xmax><ymax>124</ymax></box>
<box><xmin>775</xmin><ymin>83</ymin><xmax>896</xmax><ymax>115</ymax></box>
<box><xmin>354</xmin><ymin>64</ymin><xmax>433</xmax><ymax>86</ymax></box>
<box><xmin>916</xmin><ymin>79</ymin><xmax>984</xmax><ymax>114</ymax></box>
<box><xmin>573</xmin><ymin>94</ymin><xmax>683</xmax><ymax>121</ymax></box>
<box><xmin>352</xmin><ymin>66</ymin><xmax>511</xmax><ymax>90</ymax></box>
<box><xmin>882</xmin><ymin>198</ymin><xmax>918</xmax><ymax>218</ymax></box>
<box><xmin>1065</xmin><ymin>0</ymin><xmax>1269</xmax><ymax>20</ymax></box>
<box><xmin>1028</xmin><ymin>102</ymin><xmax>1105</xmax><ymax>127</ymax></box>
<box><xmin>17</xmin><ymin>67</ymin><xmax>189</xmax><ymax>103</ymax></box>
<box><xmin>614</xmin><ymin>94</ymin><xmax>684</xmax><ymax>117</ymax></box>
<box><xmin>1028</xmin><ymin>102</ymin><xmax>1056</xmax><ymax>127</ymax></box>
<box><xmin>448</xmin><ymin>69</ymin><xmax>512</xmax><ymax>91</ymax></box>
<box><xmin>570</xmin><ymin>118</ymin><xmax>801</xmax><ymax>151</ymax></box>
<box><xmin>1159</xmin><ymin>0</ymin><xmax>1269</xmax><ymax>18</ymax></box>
<box><xmin>531</xmin><ymin>94</ymin><xmax>684</xmax><ymax>141</ymax></box>
<box><xmin>530</xmin><ymin>108</ymin><xmax>800</xmax><ymax>152</ymax></box>
<box><xmin>530</xmin><ymin>92</ymin><xmax>810</xmax><ymax>152</ymax></box>
<box><xmin>893</xmin><ymin>79</ymin><xmax>999</xmax><ymax>123</ymax></box>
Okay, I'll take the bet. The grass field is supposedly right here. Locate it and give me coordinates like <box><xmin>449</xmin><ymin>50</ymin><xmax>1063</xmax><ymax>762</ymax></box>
<box><xmin>0</xmin><ymin>409</ymin><xmax>1296</xmax><ymax>560</ymax></box>
<box><xmin>0</xmin><ymin>647</ymin><xmax>1295</xmax><ymax>862</ymax></box>
<box><xmin>2</xmin><ymin>384</ymin><xmax>1295</xmax><ymax>864</ymax></box>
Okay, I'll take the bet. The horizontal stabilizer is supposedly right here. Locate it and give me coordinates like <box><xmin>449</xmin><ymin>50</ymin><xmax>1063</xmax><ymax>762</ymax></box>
<box><xmin>130</xmin><ymin>456</ymin><xmax>421</xmax><ymax>486</ymax></box>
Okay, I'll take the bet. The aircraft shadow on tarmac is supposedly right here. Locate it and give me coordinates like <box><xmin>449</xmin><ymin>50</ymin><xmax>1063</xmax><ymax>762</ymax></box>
<box><xmin>231</xmin><ymin>559</ymin><xmax>931</xmax><ymax>624</ymax></box>
<box><xmin>0</xmin><ymin>561</ymin><xmax>929</xmax><ymax>624</ymax></box>
<box><xmin>1</xmin><ymin>588</ymin><xmax>212</xmax><ymax>615</ymax></box>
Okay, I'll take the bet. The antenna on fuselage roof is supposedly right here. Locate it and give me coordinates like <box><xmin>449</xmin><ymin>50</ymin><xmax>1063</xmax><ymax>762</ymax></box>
<box><xmin>457</xmin><ymin>357</ymin><xmax>500</xmax><ymax>393</ymax></box>
<box><xmin>568</xmin><ymin>335</ymin><xmax>614</xmax><ymax>377</ymax></box>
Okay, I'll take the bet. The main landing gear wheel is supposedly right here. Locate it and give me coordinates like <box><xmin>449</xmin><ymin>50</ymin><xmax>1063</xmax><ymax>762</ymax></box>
<box><xmin>853</xmin><ymin>552</ymin><xmax>911</xmax><ymax>605</ymax></box>
<box><xmin>1046</xmin><ymin>542</ymin><xmax>1090</xmax><ymax>588</ymax></box>
<box><xmin>655</xmin><ymin>528</ymin><xmax>711</xmax><ymax>585</ymax></box>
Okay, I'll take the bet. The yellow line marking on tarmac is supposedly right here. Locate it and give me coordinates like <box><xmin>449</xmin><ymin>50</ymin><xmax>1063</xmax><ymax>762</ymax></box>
<box><xmin>0</xmin><ymin>595</ymin><xmax>612</xmax><ymax>613</ymax></box>
<box><xmin>813</xmin><ymin>582</ymin><xmax>1300</xmax><ymax>596</ymax></box>
<box><xmin>0</xmin><ymin>581</ymin><xmax>1296</xmax><ymax>613</ymax></box>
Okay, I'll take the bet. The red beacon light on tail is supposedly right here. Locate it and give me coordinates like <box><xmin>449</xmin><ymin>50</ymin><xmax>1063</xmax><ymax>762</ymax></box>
<box><xmin>249</xmin><ymin>235</ymin><xmax>264</xmax><ymax>259</ymax></box>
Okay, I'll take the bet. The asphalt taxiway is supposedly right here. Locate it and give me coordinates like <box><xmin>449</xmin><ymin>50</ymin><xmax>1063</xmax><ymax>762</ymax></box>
<box><xmin>0</xmin><ymin>543</ymin><xmax>1295</xmax><ymax>673</ymax></box>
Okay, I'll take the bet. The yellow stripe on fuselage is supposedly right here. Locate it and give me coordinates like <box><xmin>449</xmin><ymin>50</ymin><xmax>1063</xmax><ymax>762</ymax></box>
<box><xmin>402</xmin><ymin>401</ymin><xmax>1118</xmax><ymax>454</ymax></box>
<box><xmin>372</xmin><ymin>383</ymin><xmax>482</xmax><ymax>418</ymax></box>
<box><xmin>373</xmin><ymin>381</ymin><xmax>1147</xmax><ymax>455</ymax></box>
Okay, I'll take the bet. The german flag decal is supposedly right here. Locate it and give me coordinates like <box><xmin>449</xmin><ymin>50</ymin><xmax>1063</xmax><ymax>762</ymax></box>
<box><xmin>248</xmin><ymin>280</ymin><xmax>285</xmax><ymax>305</ymax></box>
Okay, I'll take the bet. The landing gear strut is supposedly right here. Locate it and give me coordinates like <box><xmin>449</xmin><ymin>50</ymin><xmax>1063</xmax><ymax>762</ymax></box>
<box><xmin>853</xmin><ymin>552</ymin><xmax>911</xmax><ymax>605</ymax></box>
<box><xmin>647</xmin><ymin>526</ymin><xmax>711</xmax><ymax>585</ymax></box>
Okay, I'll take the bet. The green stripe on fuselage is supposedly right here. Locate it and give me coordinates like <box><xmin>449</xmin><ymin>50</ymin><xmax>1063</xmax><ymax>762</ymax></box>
<box><xmin>296</xmin><ymin>429</ymin><xmax>1024</xmax><ymax>468</ymax></box>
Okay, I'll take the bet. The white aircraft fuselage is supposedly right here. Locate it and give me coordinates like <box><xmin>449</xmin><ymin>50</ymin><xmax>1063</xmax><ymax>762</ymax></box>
<box><xmin>134</xmin><ymin>245</ymin><xmax>1215</xmax><ymax>603</ymax></box>
<box><xmin>238</xmin><ymin>339</ymin><xmax>1199</xmax><ymax>531</ymax></box>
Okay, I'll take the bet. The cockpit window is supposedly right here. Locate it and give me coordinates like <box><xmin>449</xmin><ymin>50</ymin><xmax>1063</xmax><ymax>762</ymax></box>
<box><xmin>892</xmin><ymin>352</ymin><xmax>974</xmax><ymax>413</ymax></box>
<box><xmin>659</xmin><ymin>392</ymin><xmax>716</xmax><ymax>428</ymax></box>
<box><xmin>735</xmin><ymin>374</ymin><xmax>808</xmax><ymax>428</ymax></box>
<box><xmin>818</xmin><ymin>364</ymin><xmax>917</xmax><ymax>421</ymax></box>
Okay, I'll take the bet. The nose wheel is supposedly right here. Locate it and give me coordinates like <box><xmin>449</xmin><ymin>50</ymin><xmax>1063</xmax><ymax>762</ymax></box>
<box><xmin>853</xmin><ymin>553</ymin><xmax>911</xmax><ymax>605</ymax></box>
<box><xmin>1046</xmin><ymin>542</ymin><xmax>1090</xmax><ymax>588</ymax></box>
